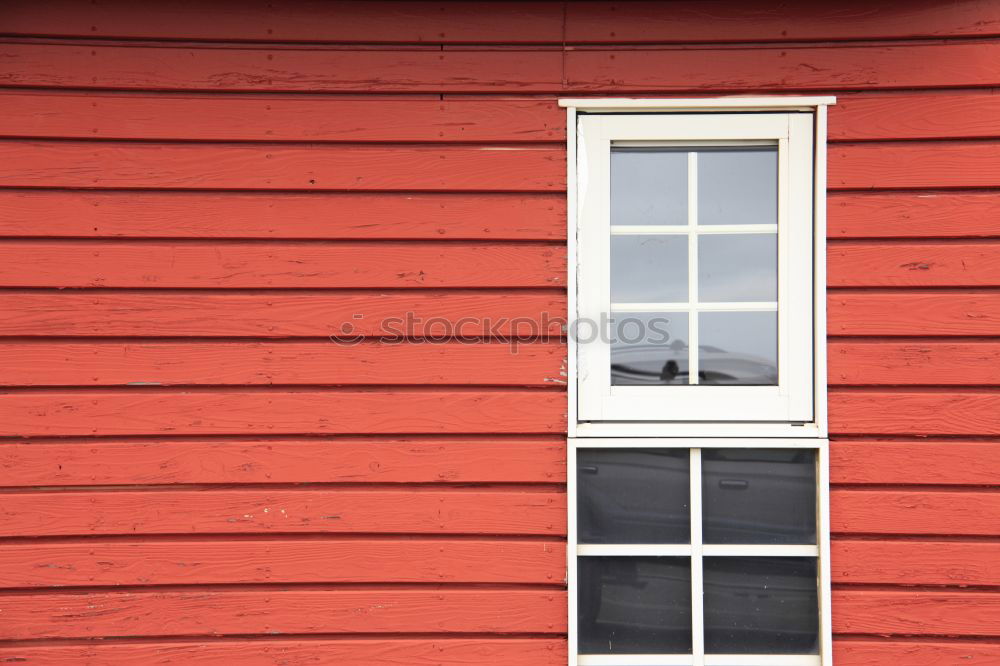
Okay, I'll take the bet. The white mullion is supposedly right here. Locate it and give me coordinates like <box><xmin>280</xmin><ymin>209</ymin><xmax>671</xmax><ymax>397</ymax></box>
<box><xmin>690</xmin><ymin>448</ymin><xmax>705</xmax><ymax>666</ymax></box>
<box><xmin>687</xmin><ymin>151</ymin><xmax>700</xmax><ymax>385</ymax></box>
<box><xmin>693</xmin><ymin>224</ymin><xmax>778</xmax><ymax>234</ymax></box>
<box><xmin>578</xmin><ymin>544</ymin><xmax>693</xmax><ymax>557</ymax></box>
<box><xmin>704</xmin><ymin>656</ymin><xmax>821</xmax><ymax>666</ymax></box>
<box><xmin>611</xmin><ymin>301</ymin><xmax>777</xmax><ymax>313</ymax></box>
<box><xmin>610</xmin><ymin>223</ymin><xmax>777</xmax><ymax>235</ymax></box>
<box><xmin>579</xmin><ymin>655</ymin><xmax>692</xmax><ymax>666</ymax></box>
<box><xmin>701</xmin><ymin>544</ymin><xmax>818</xmax><ymax>557</ymax></box>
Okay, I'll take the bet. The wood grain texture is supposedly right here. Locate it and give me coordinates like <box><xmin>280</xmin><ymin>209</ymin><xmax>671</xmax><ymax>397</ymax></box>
<box><xmin>830</xmin><ymin>391</ymin><xmax>1000</xmax><ymax>435</ymax></box>
<box><xmin>0</xmin><ymin>141</ymin><xmax>564</xmax><ymax>191</ymax></box>
<box><xmin>829</xmin><ymin>191</ymin><xmax>1000</xmax><ymax>239</ymax></box>
<box><xmin>0</xmin><ymin>240</ymin><xmax>566</xmax><ymax>288</ymax></box>
<box><xmin>0</xmin><ymin>93</ymin><xmax>565</xmax><ymax>142</ymax></box>
<box><xmin>0</xmin><ymin>389</ymin><xmax>566</xmax><ymax>436</ymax></box>
<box><xmin>0</xmin><ymin>291</ymin><xmax>566</xmax><ymax>337</ymax></box>
<box><xmin>830</xmin><ymin>93</ymin><xmax>1000</xmax><ymax>141</ymax></box>
<box><xmin>832</xmin><ymin>540</ymin><xmax>1000</xmax><ymax>586</ymax></box>
<box><xmin>0</xmin><ymin>190</ymin><xmax>566</xmax><ymax>240</ymax></box>
<box><xmin>0</xmin><ymin>538</ymin><xmax>565</xmax><ymax>588</ymax></box>
<box><xmin>0</xmin><ymin>341</ymin><xmax>566</xmax><ymax>387</ymax></box>
<box><xmin>0</xmin><ymin>588</ymin><xmax>566</xmax><ymax>639</ymax></box>
<box><xmin>833</xmin><ymin>589</ymin><xmax>1000</xmax><ymax>636</ymax></box>
<box><xmin>0</xmin><ymin>638</ymin><xmax>569</xmax><ymax>666</ymax></box>
<box><xmin>829</xmin><ymin>342</ymin><xmax>1000</xmax><ymax>386</ymax></box>
<box><xmin>829</xmin><ymin>242</ymin><xmax>1000</xmax><ymax>287</ymax></box>
<box><xmin>830</xmin><ymin>142</ymin><xmax>1000</xmax><ymax>190</ymax></box>
<box><xmin>831</xmin><ymin>489</ymin><xmax>1000</xmax><ymax>535</ymax></box>
<box><xmin>0</xmin><ymin>437</ymin><xmax>567</xmax><ymax>486</ymax></box>
<box><xmin>0</xmin><ymin>488</ymin><xmax>566</xmax><ymax>537</ymax></box>
<box><xmin>835</xmin><ymin>640</ymin><xmax>1000</xmax><ymax>665</ymax></box>
<box><xmin>828</xmin><ymin>292</ymin><xmax>1000</xmax><ymax>336</ymax></box>
<box><xmin>831</xmin><ymin>440</ymin><xmax>1000</xmax><ymax>485</ymax></box>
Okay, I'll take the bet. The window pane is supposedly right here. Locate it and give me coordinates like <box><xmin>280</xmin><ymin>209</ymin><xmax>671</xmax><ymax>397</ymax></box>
<box><xmin>698</xmin><ymin>147</ymin><xmax>777</xmax><ymax>226</ymax></box>
<box><xmin>704</xmin><ymin>557</ymin><xmax>819</xmax><ymax>654</ymax></box>
<box><xmin>698</xmin><ymin>312</ymin><xmax>777</xmax><ymax>385</ymax></box>
<box><xmin>577</xmin><ymin>448</ymin><xmax>690</xmax><ymax>544</ymax></box>
<box><xmin>702</xmin><ymin>449</ymin><xmax>817</xmax><ymax>545</ymax></box>
<box><xmin>578</xmin><ymin>556</ymin><xmax>692</xmax><ymax>654</ymax></box>
<box><xmin>698</xmin><ymin>233</ymin><xmax>777</xmax><ymax>302</ymax></box>
<box><xmin>612</xmin><ymin>148</ymin><xmax>688</xmax><ymax>226</ymax></box>
<box><xmin>612</xmin><ymin>312</ymin><xmax>689</xmax><ymax>386</ymax></box>
<box><xmin>612</xmin><ymin>235</ymin><xmax>688</xmax><ymax>303</ymax></box>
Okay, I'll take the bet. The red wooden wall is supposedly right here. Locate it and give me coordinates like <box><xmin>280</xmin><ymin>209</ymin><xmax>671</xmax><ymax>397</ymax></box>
<box><xmin>0</xmin><ymin>1</ymin><xmax>999</xmax><ymax>664</ymax></box>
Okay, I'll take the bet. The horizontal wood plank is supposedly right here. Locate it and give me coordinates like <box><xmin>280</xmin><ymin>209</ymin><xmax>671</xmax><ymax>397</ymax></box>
<box><xmin>0</xmin><ymin>141</ymin><xmax>564</xmax><ymax>191</ymax></box>
<box><xmin>829</xmin><ymin>191</ymin><xmax>1000</xmax><ymax>239</ymax></box>
<box><xmin>833</xmin><ymin>589</ymin><xmax>1000</xmax><ymax>636</ymax></box>
<box><xmin>829</xmin><ymin>342</ymin><xmax>1000</xmax><ymax>386</ymax></box>
<box><xmin>0</xmin><ymin>437</ymin><xmax>567</xmax><ymax>486</ymax></box>
<box><xmin>0</xmin><ymin>588</ymin><xmax>566</xmax><ymax>639</ymax></box>
<box><xmin>835</xmin><ymin>640</ymin><xmax>1000</xmax><ymax>665</ymax></box>
<box><xmin>0</xmin><ymin>240</ymin><xmax>566</xmax><ymax>288</ymax></box>
<box><xmin>0</xmin><ymin>341</ymin><xmax>566</xmax><ymax>387</ymax></box>
<box><xmin>0</xmin><ymin>538</ymin><xmax>565</xmax><ymax>588</ymax></box>
<box><xmin>0</xmin><ymin>291</ymin><xmax>566</xmax><ymax>337</ymax></box>
<box><xmin>0</xmin><ymin>638</ymin><xmax>568</xmax><ymax>665</ymax></box>
<box><xmin>0</xmin><ymin>389</ymin><xmax>565</xmax><ymax>436</ymax></box>
<box><xmin>831</xmin><ymin>440</ymin><xmax>1000</xmax><ymax>485</ymax></box>
<box><xmin>830</xmin><ymin>142</ymin><xmax>1000</xmax><ymax>190</ymax></box>
<box><xmin>830</xmin><ymin>93</ymin><xmax>1000</xmax><ymax>141</ymax></box>
<box><xmin>0</xmin><ymin>488</ymin><xmax>566</xmax><ymax>538</ymax></box>
<box><xmin>829</xmin><ymin>242</ymin><xmax>1000</xmax><ymax>287</ymax></box>
<box><xmin>828</xmin><ymin>292</ymin><xmax>1000</xmax><ymax>336</ymax></box>
<box><xmin>0</xmin><ymin>190</ymin><xmax>566</xmax><ymax>240</ymax></box>
<box><xmin>830</xmin><ymin>391</ymin><xmax>1000</xmax><ymax>435</ymax></box>
<box><xmin>832</xmin><ymin>489</ymin><xmax>1000</xmax><ymax>535</ymax></box>
<box><xmin>832</xmin><ymin>540</ymin><xmax>1000</xmax><ymax>586</ymax></box>
<box><xmin>0</xmin><ymin>93</ymin><xmax>565</xmax><ymax>142</ymax></box>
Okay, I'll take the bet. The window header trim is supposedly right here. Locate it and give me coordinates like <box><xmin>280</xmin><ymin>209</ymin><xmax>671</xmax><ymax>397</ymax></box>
<box><xmin>559</xmin><ymin>96</ymin><xmax>836</xmax><ymax>113</ymax></box>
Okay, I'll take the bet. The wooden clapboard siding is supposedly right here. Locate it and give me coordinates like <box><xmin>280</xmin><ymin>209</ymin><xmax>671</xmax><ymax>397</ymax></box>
<box><xmin>830</xmin><ymin>142</ymin><xmax>1000</xmax><ymax>190</ymax></box>
<box><xmin>835</xmin><ymin>641</ymin><xmax>1000</xmax><ymax>666</ymax></box>
<box><xmin>829</xmin><ymin>391</ymin><xmax>1000</xmax><ymax>435</ymax></box>
<box><xmin>829</xmin><ymin>191</ymin><xmax>1000</xmax><ymax>239</ymax></box>
<box><xmin>829</xmin><ymin>291</ymin><xmax>1000</xmax><ymax>336</ymax></box>
<box><xmin>830</xmin><ymin>92</ymin><xmax>1000</xmax><ymax>141</ymax></box>
<box><xmin>831</xmin><ymin>541</ymin><xmax>1000</xmax><ymax>586</ymax></box>
<box><xmin>831</xmin><ymin>440</ymin><xmax>1000</xmax><ymax>485</ymax></box>
<box><xmin>832</xmin><ymin>489</ymin><xmax>1000</xmax><ymax>535</ymax></box>
<box><xmin>832</xmin><ymin>590</ymin><xmax>1000</xmax><ymax>636</ymax></box>
<box><xmin>829</xmin><ymin>241</ymin><xmax>1000</xmax><ymax>287</ymax></box>
<box><xmin>829</xmin><ymin>342</ymin><xmax>1000</xmax><ymax>386</ymax></box>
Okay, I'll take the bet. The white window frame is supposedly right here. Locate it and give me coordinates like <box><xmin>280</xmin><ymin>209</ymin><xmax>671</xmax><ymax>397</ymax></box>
<box><xmin>563</xmin><ymin>97</ymin><xmax>833</xmax><ymax>439</ymax></box>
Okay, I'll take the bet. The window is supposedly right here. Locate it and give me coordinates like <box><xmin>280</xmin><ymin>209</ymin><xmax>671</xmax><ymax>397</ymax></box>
<box><xmin>562</xmin><ymin>98</ymin><xmax>833</xmax><ymax>666</ymax></box>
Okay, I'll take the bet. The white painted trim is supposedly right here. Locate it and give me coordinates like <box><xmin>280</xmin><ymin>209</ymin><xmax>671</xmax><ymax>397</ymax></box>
<box><xmin>611</xmin><ymin>224</ymin><xmax>778</xmax><ymax>235</ymax></box>
<box><xmin>579</xmin><ymin>657</ymin><xmax>820</xmax><ymax>666</ymax></box>
<box><xmin>579</xmin><ymin>656</ymin><xmax>691</xmax><ymax>666</ymax></box>
<box><xmin>559</xmin><ymin>96</ymin><xmax>836</xmax><ymax>111</ymax></box>
<box><xmin>705</xmin><ymin>656</ymin><xmax>822</xmax><ymax>666</ymax></box>
<box><xmin>573</xmin><ymin>437</ymin><xmax>825</xmax><ymax>449</ymax></box>
<box><xmin>813</xmin><ymin>106</ymin><xmax>830</xmax><ymax>439</ymax></box>
<box><xmin>575</xmin><ymin>422</ymin><xmax>823</xmax><ymax>438</ymax></box>
<box><xmin>818</xmin><ymin>440</ymin><xmax>833</xmax><ymax>665</ymax></box>
<box><xmin>567</xmin><ymin>106</ymin><xmax>579</xmax><ymax>438</ymax></box>
<box><xmin>578</xmin><ymin>544</ymin><xmax>693</xmax><ymax>556</ymax></box>
<box><xmin>690</xmin><ymin>448</ymin><xmax>705</xmax><ymax>665</ymax></box>
<box><xmin>702</xmin><ymin>544</ymin><xmax>819</xmax><ymax>557</ymax></box>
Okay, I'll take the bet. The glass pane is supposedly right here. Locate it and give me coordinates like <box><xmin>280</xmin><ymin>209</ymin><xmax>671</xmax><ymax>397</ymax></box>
<box><xmin>612</xmin><ymin>235</ymin><xmax>688</xmax><ymax>303</ymax></box>
<box><xmin>698</xmin><ymin>233</ymin><xmax>777</xmax><ymax>302</ymax></box>
<box><xmin>704</xmin><ymin>557</ymin><xmax>819</xmax><ymax>654</ymax></box>
<box><xmin>698</xmin><ymin>147</ymin><xmax>777</xmax><ymax>226</ymax></box>
<box><xmin>577</xmin><ymin>448</ymin><xmax>690</xmax><ymax>544</ymax></box>
<box><xmin>611</xmin><ymin>312</ymin><xmax>689</xmax><ymax>386</ymax></box>
<box><xmin>578</xmin><ymin>556</ymin><xmax>692</xmax><ymax>654</ymax></box>
<box><xmin>612</xmin><ymin>148</ymin><xmax>688</xmax><ymax>226</ymax></box>
<box><xmin>698</xmin><ymin>312</ymin><xmax>777</xmax><ymax>385</ymax></box>
<box><xmin>702</xmin><ymin>449</ymin><xmax>817</xmax><ymax>545</ymax></box>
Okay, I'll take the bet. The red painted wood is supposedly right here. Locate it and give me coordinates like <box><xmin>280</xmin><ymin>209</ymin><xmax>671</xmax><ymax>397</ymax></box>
<box><xmin>829</xmin><ymin>191</ymin><xmax>1000</xmax><ymax>239</ymax></box>
<box><xmin>0</xmin><ymin>389</ymin><xmax>566</xmax><ymax>436</ymax></box>
<box><xmin>0</xmin><ymin>291</ymin><xmax>566</xmax><ymax>337</ymax></box>
<box><xmin>0</xmin><ymin>141</ymin><xmax>565</xmax><ymax>191</ymax></box>
<box><xmin>833</xmin><ymin>589</ymin><xmax>1000</xmax><ymax>636</ymax></box>
<box><xmin>829</xmin><ymin>342</ymin><xmax>1000</xmax><ymax>386</ymax></box>
<box><xmin>0</xmin><ymin>190</ymin><xmax>566</xmax><ymax>240</ymax></box>
<box><xmin>0</xmin><ymin>341</ymin><xmax>566</xmax><ymax>387</ymax></box>
<box><xmin>830</xmin><ymin>93</ymin><xmax>1000</xmax><ymax>141</ymax></box>
<box><xmin>831</xmin><ymin>440</ymin><xmax>1000</xmax><ymax>485</ymax></box>
<box><xmin>829</xmin><ymin>242</ymin><xmax>1000</xmax><ymax>287</ymax></box>
<box><xmin>0</xmin><ymin>538</ymin><xmax>565</xmax><ymax>588</ymax></box>
<box><xmin>0</xmin><ymin>588</ymin><xmax>566</xmax><ymax>639</ymax></box>
<box><xmin>0</xmin><ymin>437</ymin><xmax>567</xmax><ymax>486</ymax></box>
<box><xmin>830</xmin><ymin>142</ymin><xmax>1000</xmax><ymax>190</ymax></box>
<box><xmin>0</xmin><ymin>240</ymin><xmax>566</xmax><ymax>288</ymax></box>
<box><xmin>832</xmin><ymin>489</ymin><xmax>1000</xmax><ymax>535</ymax></box>
<box><xmin>828</xmin><ymin>292</ymin><xmax>1000</xmax><ymax>336</ymax></box>
<box><xmin>0</xmin><ymin>92</ymin><xmax>565</xmax><ymax>142</ymax></box>
<box><xmin>835</xmin><ymin>640</ymin><xmax>1000</xmax><ymax>665</ymax></box>
<box><xmin>832</xmin><ymin>541</ymin><xmax>1000</xmax><ymax>586</ymax></box>
<box><xmin>830</xmin><ymin>391</ymin><xmax>1000</xmax><ymax>435</ymax></box>
<box><xmin>0</xmin><ymin>488</ymin><xmax>566</xmax><ymax>537</ymax></box>
<box><xmin>0</xmin><ymin>639</ymin><xmax>569</xmax><ymax>666</ymax></box>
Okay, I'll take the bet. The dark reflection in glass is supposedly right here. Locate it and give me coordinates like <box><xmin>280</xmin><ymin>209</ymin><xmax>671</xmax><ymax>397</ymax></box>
<box><xmin>611</xmin><ymin>312</ymin><xmax>689</xmax><ymax>386</ymax></box>
<box><xmin>612</xmin><ymin>148</ymin><xmax>688</xmax><ymax>226</ymax></box>
<box><xmin>698</xmin><ymin>312</ymin><xmax>777</xmax><ymax>385</ymax></box>
<box><xmin>702</xmin><ymin>449</ymin><xmax>817</xmax><ymax>545</ymax></box>
<box><xmin>612</xmin><ymin>235</ymin><xmax>688</xmax><ymax>303</ymax></box>
<box><xmin>704</xmin><ymin>557</ymin><xmax>819</xmax><ymax>654</ymax></box>
<box><xmin>579</xmin><ymin>556</ymin><xmax>692</xmax><ymax>654</ymax></box>
<box><xmin>698</xmin><ymin>147</ymin><xmax>777</xmax><ymax>226</ymax></box>
<box><xmin>698</xmin><ymin>233</ymin><xmax>777</xmax><ymax>302</ymax></box>
<box><xmin>577</xmin><ymin>448</ymin><xmax>690</xmax><ymax>544</ymax></box>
